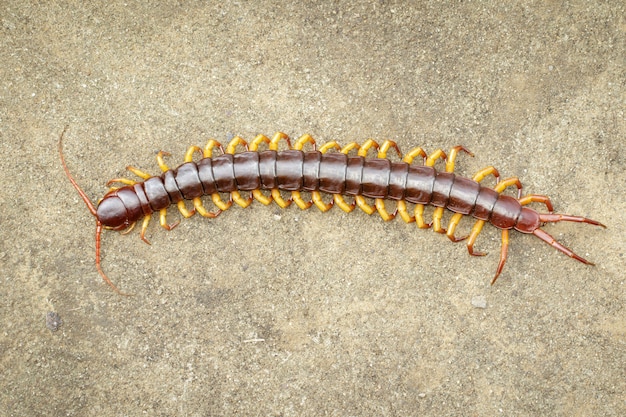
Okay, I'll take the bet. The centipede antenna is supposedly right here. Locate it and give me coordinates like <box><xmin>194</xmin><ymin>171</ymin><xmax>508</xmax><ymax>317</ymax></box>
<box><xmin>58</xmin><ymin>126</ymin><xmax>98</xmax><ymax>217</ymax></box>
<box><xmin>94</xmin><ymin>222</ymin><xmax>131</xmax><ymax>295</ymax></box>
<box><xmin>60</xmin><ymin>127</ymin><xmax>131</xmax><ymax>296</ymax></box>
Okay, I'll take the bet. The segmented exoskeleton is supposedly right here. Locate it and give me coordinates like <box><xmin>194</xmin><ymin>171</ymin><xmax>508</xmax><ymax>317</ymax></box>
<box><xmin>59</xmin><ymin>128</ymin><xmax>605</xmax><ymax>295</ymax></box>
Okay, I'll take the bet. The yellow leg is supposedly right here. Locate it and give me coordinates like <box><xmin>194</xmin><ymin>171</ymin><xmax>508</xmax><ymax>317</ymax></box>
<box><xmin>253</xmin><ymin>189</ymin><xmax>273</xmax><ymax>205</ymax></box>
<box><xmin>377</xmin><ymin>140</ymin><xmax>402</xmax><ymax>159</ymax></box>
<box><xmin>139</xmin><ymin>215</ymin><xmax>151</xmax><ymax>244</ymax></box>
<box><xmin>494</xmin><ymin>177</ymin><xmax>523</xmax><ymax>197</ymax></box>
<box><xmin>156</xmin><ymin>151</ymin><xmax>171</xmax><ymax>172</ymax></box>
<box><xmin>292</xmin><ymin>191</ymin><xmax>313</xmax><ymax>210</ymax></box>
<box><xmin>226</xmin><ymin>136</ymin><xmax>248</xmax><ymax>154</ymax></box>
<box><xmin>472</xmin><ymin>166</ymin><xmax>500</xmax><ymax>184</ymax></box>
<box><xmin>445</xmin><ymin>218</ymin><xmax>466</xmax><ymax>242</ymax></box>
<box><xmin>120</xmin><ymin>222</ymin><xmax>136</xmax><ymax>236</ymax></box>
<box><xmin>318</xmin><ymin>141</ymin><xmax>341</xmax><ymax>153</ymax></box>
<box><xmin>312</xmin><ymin>193</ymin><xmax>333</xmax><ymax>212</ymax></box>
<box><xmin>355</xmin><ymin>196</ymin><xmax>376</xmax><ymax>215</ymax></box>
<box><xmin>466</xmin><ymin>220</ymin><xmax>487</xmax><ymax>256</ymax></box>
<box><xmin>159</xmin><ymin>208</ymin><xmax>180</xmax><ymax>231</ymax></box>
<box><xmin>248</xmin><ymin>134</ymin><xmax>270</xmax><ymax>151</ymax></box>
<box><xmin>212</xmin><ymin>193</ymin><xmax>232</xmax><ymax>211</ymax></box>
<box><xmin>518</xmin><ymin>194</ymin><xmax>553</xmax><ymax>212</ymax></box>
<box><xmin>311</xmin><ymin>191</ymin><xmax>335</xmax><ymax>212</ymax></box>
<box><xmin>272</xmin><ymin>189</ymin><xmax>292</xmax><ymax>209</ymax></box>
<box><xmin>126</xmin><ymin>166</ymin><xmax>152</xmax><ymax>180</ymax></box>
<box><xmin>356</xmin><ymin>139</ymin><xmax>379</xmax><ymax>157</ymax></box>
<box><xmin>403</xmin><ymin>147</ymin><xmax>426</xmax><ymax>164</ymax></box>
<box><xmin>335</xmin><ymin>194</ymin><xmax>355</xmax><ymax>213</ymax></box>
<box><xmin>432</xmin><ymin>208</ymin><xmax>446</xmax><ymax>234</ymax></box>
<box><xmin>354</xmin><ymin>195</ymin><xmax>376</xmax><ymax>215</ymax></box>
<box><xmin>106</xmin><ymin>177</ymin><xmax>137</xmax><ymax>187</ymax></box>
<box><xmin>269</xmin><ymin>132</ymin><xmax>291</xmax><ymax>150</ymax></box>
<box><xmin>233</xmin><ymin>193</ymin><xmax>254</xmax><ymax>208</ymax></box>
<box><xmin>425</xmin><ymin>148</ymin><xmax>447</xmax><ymax>167</ymax></box>
<box><xmin>414</xmin><ymin>204</ymin><xmax>430</xmax><ymax>229</ymax></box>
<box><xmin>193</xmin><ymin>197</ymin><xmax>222</xmax><ymax>218</ymax></box>
<box><xmin>294</xmin><ymin>134</ymin><xmax>316</xmax><ymax>151</ymax></box>
<box><xmin>313</xmin><ymin>192</ymin><xmax>333</xmax><ymax>212</ymax></box>
<box><xmin>203</xmin><ymin>139</ymin><xmax>223</xmax><ymax>158</ymax></box>
<box><xmin>106</xmin><ymin>164</ymin><xmax>147</xmax><ymax>190</ymax></box>
<box><xmin>375</xmin><ymin>199</ymin><xmax>396</xmax><ymax>221</ymax></box>
<box><xmin>445</xmin><ymin>146</ymin><xmax>474</xmax><ymax>172</ymax></box>
<box><xmin>397</xmin><ymin>201</ymin><xmax>415</xmax><ymax>224</ymax></box>
<box><xmin>340</xmin><ymin>141</ymin><xmax>360</xmax><ymax>154</ymax></box>
<box><xmin>176</xmin><ymin>200</ymin><xmax>195</xmax><ymax>218</ymax></box>
<box><xmin>184</xmin><ymin>145</ymin><xmax>203</xmax><ymax>162</ymax></box>
<box><xmin>491</xmin><ymin>229</ymin><xmax>509</xmax><ymax>285</ymax></box>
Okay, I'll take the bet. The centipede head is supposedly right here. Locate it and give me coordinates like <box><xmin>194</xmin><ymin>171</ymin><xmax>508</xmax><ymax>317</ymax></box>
<box><xmin>96</xmin><ymin>191</ymin><xmax>137</xmax><ymax>230</ymax></box>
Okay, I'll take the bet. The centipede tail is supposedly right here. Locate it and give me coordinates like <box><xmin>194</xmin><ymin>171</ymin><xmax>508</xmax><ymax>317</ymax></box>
<box><xmin>59</xmin><ymin>127</ymin><xmax>605</xmax><ymax>294</ymax></box>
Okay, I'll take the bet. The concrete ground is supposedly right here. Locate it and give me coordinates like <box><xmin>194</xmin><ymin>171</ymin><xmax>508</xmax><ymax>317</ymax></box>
<box><xmin>1</xmin><ymin>1</ymin><xmax>624</xmax><ymax>416</ymax></box>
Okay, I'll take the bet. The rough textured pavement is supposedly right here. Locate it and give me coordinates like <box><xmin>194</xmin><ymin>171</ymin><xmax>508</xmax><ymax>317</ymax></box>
<box><xmin>1</xmin><ymin>2</ymin><xmax>624</xmax><ymax>416</ymax></box>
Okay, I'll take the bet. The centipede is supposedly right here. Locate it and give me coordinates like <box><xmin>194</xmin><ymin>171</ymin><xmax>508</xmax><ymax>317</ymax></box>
<box><xmin>58</xmin><ymin>127</ymin><xmax>605</xmax><ymax>295</ymax></box>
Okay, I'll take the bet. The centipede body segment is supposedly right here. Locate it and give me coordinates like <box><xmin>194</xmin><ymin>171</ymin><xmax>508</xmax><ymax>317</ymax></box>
<box><xmin>58</xmin><ymin>127</ymin><xmax>605</xmax><ymax>295</ymax></box>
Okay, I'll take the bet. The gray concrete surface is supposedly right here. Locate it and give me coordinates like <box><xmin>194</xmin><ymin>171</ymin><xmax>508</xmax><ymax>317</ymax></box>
<box><xmin>1</xmin><ymin>1</ymin><xmax>624</xmax><ymax>416</ymax></box>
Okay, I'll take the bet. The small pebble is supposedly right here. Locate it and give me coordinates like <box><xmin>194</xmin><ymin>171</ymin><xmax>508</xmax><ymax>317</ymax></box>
<box><xmin>46</xmin><ymin>311</ymin><xmax>62</xmax><ymax>332</ymax></box>
<box><xmin>471</xmin><ymin>295</ymin><xmax>487</xmax><ymax>309</ymax></box>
